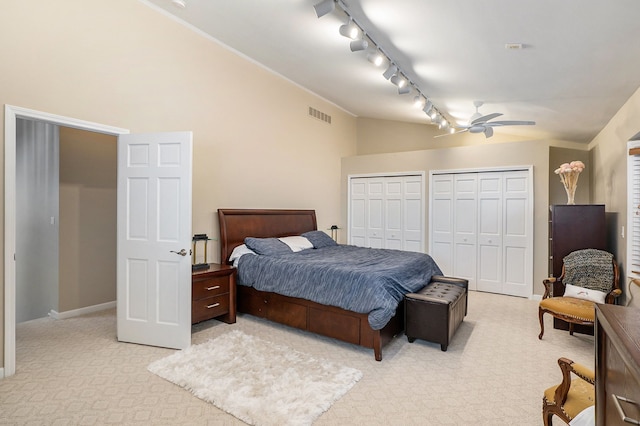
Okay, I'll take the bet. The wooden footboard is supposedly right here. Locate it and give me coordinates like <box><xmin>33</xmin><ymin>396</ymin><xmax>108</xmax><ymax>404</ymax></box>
<box><xmin>237</xmin><ymin>285</ymin><xmax>403</xmax><ymax>361</ymax></box>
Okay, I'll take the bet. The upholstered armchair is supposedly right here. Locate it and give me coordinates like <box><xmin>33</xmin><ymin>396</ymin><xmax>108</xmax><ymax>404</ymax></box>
<box><xmin>543</xmin><ymin>357</ymin><xmax>595</xmax><ymax>426</ymax></box>
<box><xmin>538</xmin><ymin>248</ymin><xmax>620</xmax><ymax>340</ymax></box>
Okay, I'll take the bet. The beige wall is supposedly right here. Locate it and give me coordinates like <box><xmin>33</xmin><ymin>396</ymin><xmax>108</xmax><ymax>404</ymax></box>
<box><xmin>342</xmin><ymin>140</ymin><xmax>552</xmax><ymax>296</ymax></box>
<box><xmin>59</xmin><ymin>127</ymin><xmax>117</xmax><ymax>312</ymax></box>
<box><xmin>0</xmin><ymin>0</ymin><xmax>356</xmax><ymax>370</ymax></box>
<box><xmin>590</xmin><ymin>86</ymin><xmax>640</xmax><ymax>307</ymax></box>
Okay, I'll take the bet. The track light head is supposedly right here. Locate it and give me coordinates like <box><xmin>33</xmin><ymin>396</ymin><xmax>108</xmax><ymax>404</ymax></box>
<box><xmin>413</xmin><ymin>96</ymin><xmax>426</xmax><ymax>109</ymax></box>
<box><xmin>398</xmin><ymin>85</ymin><xmax>411</xmax><ymax>95</ymax></box>
<box><xmin>422</xmin><ymin>101</ymin><xmax>433</xmax><ymax>114</ymax></box>
<box><xmin>339</xmin><ymin>20</ymin><xmax>359</xmax><ymax>40</ymax></box>
<box><xmin>349</xmin><ymin>39</ymin><xmax>368</xmax><ymax>52</ymax></box>
<box><xmin>313</xmin><ymin>0</ymin><xmax>335</xmax><ymax>18</ymax></box>
<box><xmin>390</xmin><ymin>74</ymin><xmax>406</xmax><ymax>88</ymax></box>
<box><xmin>382</xmin><ymin>64</ymin><xmax>397</xmax><ymax>80</ymax></box>
<box><xmin>367</xmin><ymin>51</ymin><xmax>385</xmax><ymax>67</ymax></box>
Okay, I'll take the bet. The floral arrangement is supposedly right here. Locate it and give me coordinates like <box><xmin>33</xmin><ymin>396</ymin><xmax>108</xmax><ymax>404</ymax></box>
<box><xmin>554</xmin><ymin>160</ymin><xmax>585</xmax><ymax>204</ymax></box>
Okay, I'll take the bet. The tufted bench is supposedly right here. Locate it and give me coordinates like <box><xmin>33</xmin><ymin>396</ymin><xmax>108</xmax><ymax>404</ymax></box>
<box><xmin>404</xmin><ymin>276</ymin><xmax>469</xmax><ymax>351</ymax></box>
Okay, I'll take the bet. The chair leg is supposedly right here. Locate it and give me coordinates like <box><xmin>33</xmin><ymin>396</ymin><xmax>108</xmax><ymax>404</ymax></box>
<box><xmin>569</xmin><ymin>322</ymin><xmax>574</xmax><ymax>336</ymax></box>
<box><xmin>538</xmin><ymin>308</ymin><xmax>545</xmax><ymax>340</ymax></box>
<box><xmin>542</xmin><ymin>405</ymin><xmax>553</xmax><ymax>426</ymax></box>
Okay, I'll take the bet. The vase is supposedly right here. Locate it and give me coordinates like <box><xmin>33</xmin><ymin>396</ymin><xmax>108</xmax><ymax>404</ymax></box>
<box><xmin>564</xmin><ymin>185</ymin><xmax>576</xmax><ymax>205</ymax></box>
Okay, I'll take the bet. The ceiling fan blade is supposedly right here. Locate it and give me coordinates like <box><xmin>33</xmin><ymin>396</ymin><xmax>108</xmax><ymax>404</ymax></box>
<box><xmin>470</xmin><ymin>112</ymin><xmax>503</xmax><ymax>125</ymax></box>
<box><xmin>434</xmin><ymin>128</ymin><xmax>468</xmax><ymax>138</ymax></box>
<box><xmin>484</xmin><ymin>127</ymin><xmax>494</xmax><ymax>138</ymax></box>
<box><xmin>485</xmin><ymin>120</ymin><xmax>536</xmax><ymax>127</ymax></box>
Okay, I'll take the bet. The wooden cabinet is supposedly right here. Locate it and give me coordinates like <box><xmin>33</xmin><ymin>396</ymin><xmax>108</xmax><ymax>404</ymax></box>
<box><xmin>191</xmin><ymin>263</ymin><xmax>236</xmax><ymax>325</ymax></box>
<box><xmin>549</xmin><ymin>204</ymin><xmax>605</xmax><ymax>333</ymax></box>
<box><xmin>595</xmin><ymin>304</ymin><xmax>640</xmax><ymax>426</ymax></box>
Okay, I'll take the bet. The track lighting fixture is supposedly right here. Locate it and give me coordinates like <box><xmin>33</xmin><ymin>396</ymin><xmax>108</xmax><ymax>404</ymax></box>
<box><xmin>367</xmin><ymin>51</ymin><xmax>385</xmax><ymax>67</ymax></box>
<box><xmin>382</xmin><ymin>64</ymin><xmax>397</xmax><ymax>80</ymax></box>
<box><xmin>349</xmin><ymin>39</ymin><xmax>368</xmax><ymax>52</ymax></box>
<box><xmin>390</xmin><ymin>74</ymin><xmax>407</xmax><ymax>88</ymax></box>
<box><xmin>339</xmin><ymin>19</ymin><xmax>359</xmax><ymax>40</ymax></box>
<box><xmin>313</xmin><ymin>0</ymin><xmax>451</xmax><ymax>129</ymax></box>
<box><xmin>313</xmin><ymin>0</ymin><xmax>335</xmax><ymax>18</ymax></box>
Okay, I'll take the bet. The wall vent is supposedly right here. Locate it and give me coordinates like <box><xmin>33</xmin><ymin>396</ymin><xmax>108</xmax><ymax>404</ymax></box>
<box><xmin>308</xmin><ymin>106</ymin><xmax>332</xmax><ymax>124</ymax></box>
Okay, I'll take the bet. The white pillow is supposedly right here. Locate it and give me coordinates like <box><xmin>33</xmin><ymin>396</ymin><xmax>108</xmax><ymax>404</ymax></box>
<box><xmin>564</xmin><ymin>283</ymin><xmax>607</xmax><ymax>304</ymax></box>
<box><xmin>229</xmin><ymin>244</ymin><xmax>256</xmax><ymax>267</ymax></box>
<box><xmin>278</xmin><ymin>236</ymin><xmax>314</xmax><ymax>252</ymax></box>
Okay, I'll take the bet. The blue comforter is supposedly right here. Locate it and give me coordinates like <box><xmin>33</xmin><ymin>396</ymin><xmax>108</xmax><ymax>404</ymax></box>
<box><xmin>237</xmin><ymin>245</ymin><xmax>442</xmax><ymax>330</ymax></box>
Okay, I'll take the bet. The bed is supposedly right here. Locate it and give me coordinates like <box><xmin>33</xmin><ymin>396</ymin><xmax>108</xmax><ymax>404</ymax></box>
<box><xmin>218</xmin><ymin>208</ymin><xmax>442</xmax><ymax>361</ymax></box>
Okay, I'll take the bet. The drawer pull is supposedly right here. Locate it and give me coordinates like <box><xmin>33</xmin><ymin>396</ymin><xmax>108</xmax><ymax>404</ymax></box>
<box><xmin>206</xmin><ymin>285</ymin><xmax>221</xmax><ymax>291</ymax></box>
<box><xmin>206</xmin><ymin>303</ymin><xmax>220</xmax><ymax>309</ymax></box>
<box><xmin>612</xmin><ymin>394</ymin><xmax>640</xmax><ymax>425</ymax></box>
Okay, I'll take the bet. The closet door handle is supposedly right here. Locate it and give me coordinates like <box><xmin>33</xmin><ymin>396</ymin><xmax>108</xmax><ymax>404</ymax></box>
<box><xmin>612</xmin><ymin>394</ymin><xmax>640</xmax><ymax>425</ymax></box>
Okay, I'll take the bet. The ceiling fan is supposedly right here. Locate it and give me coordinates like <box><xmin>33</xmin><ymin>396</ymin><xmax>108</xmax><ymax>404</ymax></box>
<box><xmin>437</xmin><ymin>101</ymin><xmax>535</xmax><ymax>138</ymax></box>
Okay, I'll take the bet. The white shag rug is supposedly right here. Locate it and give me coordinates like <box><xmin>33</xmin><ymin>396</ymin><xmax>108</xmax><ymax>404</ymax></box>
<box><xmin>148</xmin><ymin>330</ymin><xmax>362</xmax><ymax>426</ymax></box>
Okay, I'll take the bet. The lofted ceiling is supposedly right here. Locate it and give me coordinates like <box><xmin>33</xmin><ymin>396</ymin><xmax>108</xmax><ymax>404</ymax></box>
<box><xmin>143</xmin><ymin>0</ymin><xmax>640</xmax><ymax>143</ymax></box>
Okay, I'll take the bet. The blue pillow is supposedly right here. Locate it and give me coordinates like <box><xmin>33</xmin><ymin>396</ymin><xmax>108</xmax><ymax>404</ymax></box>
<box><xmin>301</xmin><ymin>230</ymin><xmax>338</xmax><ymax>248</ymax></box>
<box><xmin>244</xmin><ymin>237</ymin><xmax>293</xmax><ymax>255</ymax></box>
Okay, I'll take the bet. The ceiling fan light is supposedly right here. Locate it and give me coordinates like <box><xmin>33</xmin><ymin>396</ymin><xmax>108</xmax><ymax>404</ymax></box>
<box><xmin>449</xmin><ymin>127</ymin><xmax>456</xmax><ymax>134</ymax></box>
<box><xmin>349</xmin><ymin>39</ymin><xmax>368</xmax><ymax>52</ymax></box>
<box><xmin>313</xmin><ymin>0</ymin><xmax>335</xmax><ymax>18</ymax></box>
<box><xmin>339</xmin><ymin>20</ymin><xmax>359</xmax><ymax>40</ymax></box>
<box><xmin>382</xmin><ymin>64</ymin><xmax>397</xmax><ymax>80</ymax></box>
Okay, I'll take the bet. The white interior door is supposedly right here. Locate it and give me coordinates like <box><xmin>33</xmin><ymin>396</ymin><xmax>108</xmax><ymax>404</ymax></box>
<box><xmin>453</xmin><ymin>174</ymin><xmax>478</xmax><ymax>290</ymax></box>
<box><xmin>117</xmin><ymin>131</ymin><xmax>192</xmax><ymax>349</ymax></box>
<box><xmin>430</xmin><ymin>174</ymin><xmax>454</xmax><ymax>274</ymax></box>
<box><xmin>477</xmin><ymin>173</ymin><xmax>503</xmax><ymax>293</ymax></box>
<box><xmin>502</xmin><ymin>171</ymin><xmax>531</xmax><ymax>297</ymax></box>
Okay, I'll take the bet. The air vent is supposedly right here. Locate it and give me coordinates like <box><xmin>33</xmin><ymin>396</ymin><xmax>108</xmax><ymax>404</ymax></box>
<box><xmin>308</xmin><ymin>106</ymin><xmax>332</xmax><ymax>124</ymax></box>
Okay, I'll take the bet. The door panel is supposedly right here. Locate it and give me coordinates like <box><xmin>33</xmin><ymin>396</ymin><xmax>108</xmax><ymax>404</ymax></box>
<box><xmin>117</xmin><ymin>131</ymin><xmax>192</xmax><ymax>349</ymax></box>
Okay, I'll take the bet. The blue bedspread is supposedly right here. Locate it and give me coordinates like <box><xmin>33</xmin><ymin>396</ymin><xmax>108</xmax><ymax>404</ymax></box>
<box><xmin>237</xmin><ymin>245</ymin><xmax>442</xmax><ymax>330</ymax></box>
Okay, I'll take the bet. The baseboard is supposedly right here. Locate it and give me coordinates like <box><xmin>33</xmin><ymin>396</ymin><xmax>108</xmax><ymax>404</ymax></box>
<box><xmin>0</xmin><ymin>367</ymin><xmax>4</xmax><ymax>379</ymax></box>
<box><xmin>49</xmin><ymin>301</ymin><xmax>116</xmax><ymax>320</ymax></box>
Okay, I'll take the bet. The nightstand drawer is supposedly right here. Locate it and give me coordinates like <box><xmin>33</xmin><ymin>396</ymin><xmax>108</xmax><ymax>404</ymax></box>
<box><xmin>192</xmin><ymin>275</ymin><xmax>230</xmax><ymax>300</ymax></box>
<box><xmin>192</xmin><ymin>294</ymin><xmax>230</xmax><ymax>324</ymax></box>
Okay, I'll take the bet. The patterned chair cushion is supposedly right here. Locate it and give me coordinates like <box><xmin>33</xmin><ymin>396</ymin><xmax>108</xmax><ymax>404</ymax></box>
<box><xmin>563</xmin><ymin>249</ymin><xmax>614</xmax><ymax>293</ymax></box>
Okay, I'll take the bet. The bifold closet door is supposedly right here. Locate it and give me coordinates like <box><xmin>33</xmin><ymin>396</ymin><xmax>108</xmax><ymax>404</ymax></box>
<box><xmin>349</xmin><ymin>175</ymin><xmax>424</xmax><ymax>252</ymax></box>
<box><xmin>430</xmin><ymin>170</ymin><xmax>531</xmax><ymax>297</ymax></box>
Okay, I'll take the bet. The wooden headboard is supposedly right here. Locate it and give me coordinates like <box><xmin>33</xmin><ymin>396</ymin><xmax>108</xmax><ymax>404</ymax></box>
<box><xmin>218</xmin><ymin>209</ymin><xmax>317</xmax><ymax>264</ymax></box>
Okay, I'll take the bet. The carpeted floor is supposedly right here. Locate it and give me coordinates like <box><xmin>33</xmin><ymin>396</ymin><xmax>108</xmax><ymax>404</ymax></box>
<box><xmin>1</xmin><ymin>290</ymin><xmax>593</xmax><ymax>425</ymax></box>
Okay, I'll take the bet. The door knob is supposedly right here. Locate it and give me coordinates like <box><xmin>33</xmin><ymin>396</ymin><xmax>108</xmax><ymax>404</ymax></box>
<box><xmin>170</xmin><ymin>249</ymin><xmax>188</xmax><ymax>256</ymax></box>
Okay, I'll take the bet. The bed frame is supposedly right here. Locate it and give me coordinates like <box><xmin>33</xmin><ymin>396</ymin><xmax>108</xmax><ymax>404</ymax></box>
<box><xmin>218</xmin><ymin>208</ymin><xmax>404</xmax><ymax>361</ymax></box>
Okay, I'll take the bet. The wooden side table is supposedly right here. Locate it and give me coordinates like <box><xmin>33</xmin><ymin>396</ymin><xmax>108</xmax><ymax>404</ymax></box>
<box><xmin>191</xmin><ymin>263</ymin><xmax>236</xmax><ymax>325</ymax></box>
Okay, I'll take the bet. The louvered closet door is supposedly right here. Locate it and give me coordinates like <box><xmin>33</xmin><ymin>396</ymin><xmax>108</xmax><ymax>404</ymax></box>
<box><xmin>453</xmin><ymin>174</ymin><xmax>478</xmax><ymax>290</ymax></box>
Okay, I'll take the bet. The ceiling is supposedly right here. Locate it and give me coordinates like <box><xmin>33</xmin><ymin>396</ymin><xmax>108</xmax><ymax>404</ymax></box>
<box><xmin>143</xmin><ymin>0</ymin><xmax>640</xmax><ymax>143</ymax></box>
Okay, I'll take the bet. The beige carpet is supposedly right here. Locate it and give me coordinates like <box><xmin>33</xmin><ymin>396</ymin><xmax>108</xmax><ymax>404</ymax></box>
<box><xmin>1</xmin><ymin>290</ymin><xmax>593</xmax><ymax>425</ymax></box>
<box><xmin>148</xmin><ymin>330</ymin><xmax>362</xmax><ymax>425</ymax></box>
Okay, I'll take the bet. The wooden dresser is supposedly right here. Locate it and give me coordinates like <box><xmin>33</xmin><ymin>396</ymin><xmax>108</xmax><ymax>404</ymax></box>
<box><xmin>595</xmin><ymin>304</ymin><xmax>640</xmax><ymax>425</ymax></box>
<box><xmin>191</xmin><ymin>263</ymin><xmax>236</xmax><ymax>325</ymax></box>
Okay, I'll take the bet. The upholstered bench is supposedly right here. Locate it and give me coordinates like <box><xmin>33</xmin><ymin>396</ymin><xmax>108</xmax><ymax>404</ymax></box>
<box><xmin>404</xmin><ymin>276</ymin><xmax>469</xmax><ymax>351</ymax></box>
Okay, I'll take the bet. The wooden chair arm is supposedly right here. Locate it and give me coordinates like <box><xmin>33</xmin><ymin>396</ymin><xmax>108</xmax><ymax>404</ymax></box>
<box><xmin>542</xmin><ymin>277</ymin><xmax>557</xmax><ymax>299</ymax></box>
<box><xmin>554</xmin><ymin>357</ymin><xmax>595</xmax><ymax>406</ymax></box>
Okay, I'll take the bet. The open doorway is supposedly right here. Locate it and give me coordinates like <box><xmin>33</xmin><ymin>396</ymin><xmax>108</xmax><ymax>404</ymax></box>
<box><xmin>4</xmin><ymin>105</ymin><xmax>128</xmax><ymax>377</ymax></box>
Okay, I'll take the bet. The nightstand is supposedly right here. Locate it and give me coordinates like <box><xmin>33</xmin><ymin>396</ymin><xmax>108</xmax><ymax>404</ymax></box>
<box><xmin>191</xmin><ymin>263</ymin><xmax>236</xmax><ymax>325</ymax></box>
